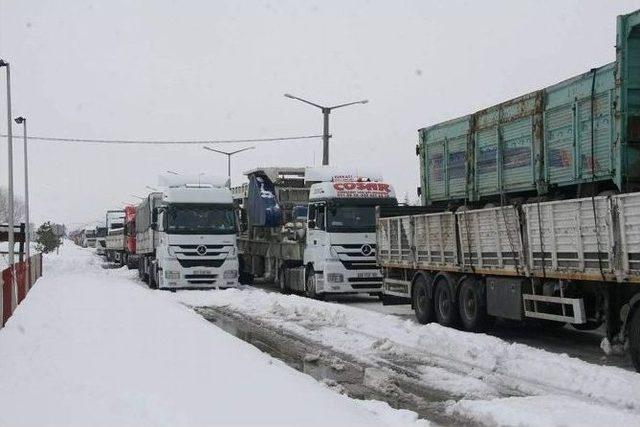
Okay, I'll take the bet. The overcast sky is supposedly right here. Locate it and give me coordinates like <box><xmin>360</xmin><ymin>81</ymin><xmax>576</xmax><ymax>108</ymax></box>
<box><xmin>0</xmin><ymin>0</ymin><xmax>638</xmax><ymax>228</ymax></box>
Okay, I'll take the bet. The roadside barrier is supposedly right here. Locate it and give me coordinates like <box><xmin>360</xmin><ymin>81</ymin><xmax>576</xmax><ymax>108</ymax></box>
<box><xmin>0</xmin><ymin>253</ymin><xmax>43</xmax><ymax>327</ymax></box>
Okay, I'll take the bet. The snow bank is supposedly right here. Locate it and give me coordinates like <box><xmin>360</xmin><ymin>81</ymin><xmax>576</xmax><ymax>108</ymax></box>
<box><xmin>0</xmin><ymin>243</ymin><xmax>428</xmax><ymax>427</ymax></box>
<box><xmin>448</xmin><ymin>395</ymin><xmax>640</xmax><ymax>427</ymax></box>
<box><xmin>174</xmin><ymin>288</ymin><xmax>640</xmax><ymax>415</ymax></box>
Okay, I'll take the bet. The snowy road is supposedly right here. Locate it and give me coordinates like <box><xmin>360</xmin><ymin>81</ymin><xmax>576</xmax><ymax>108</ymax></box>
<box><xmin>4</xmin><ymin>243</ymin><xmax>639</xmax><ymax>427</ymax></box>
<box><xmin>249</xmin><ymin>282</ymin><xmax>634</xmax><ymax>371</ymax></box>
<box><xmin>0</xmin><ymin>243</ymin><xmax>427</xmax><ymax>427</ymax></box>
<box><xmin>177</xmin><ymin>287</ymin><xmax>640</xmax><ymax>426</ymax></box>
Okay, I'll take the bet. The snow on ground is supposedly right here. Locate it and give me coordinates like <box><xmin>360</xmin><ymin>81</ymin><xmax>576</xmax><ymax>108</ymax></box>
<box><xmin>0</xmin><ymin>242</ymin><xmax>428</xmax><ymax>427</ymax></box>
<box><xmin>175</xmin><ymin>288</ymin><xmax>640</xmax><ymax>426</ymax></box>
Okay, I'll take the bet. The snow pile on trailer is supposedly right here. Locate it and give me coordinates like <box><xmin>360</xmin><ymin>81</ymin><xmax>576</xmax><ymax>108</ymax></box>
<box><xmin>0</xmin><ymin>243</ymin><xmax>427</xmax><ymax>427</ymax></box>
<box><xmin>176</xmin><ymin>288</ymin><xmax>640</xmax><ymax>425</ymax></box>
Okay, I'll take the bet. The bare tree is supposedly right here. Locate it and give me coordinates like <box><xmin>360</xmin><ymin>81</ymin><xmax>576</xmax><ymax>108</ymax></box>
<box><xmin>0</xmin><ymin>186</ymin><xmax>25</xmax><ymax>224</ymax></box>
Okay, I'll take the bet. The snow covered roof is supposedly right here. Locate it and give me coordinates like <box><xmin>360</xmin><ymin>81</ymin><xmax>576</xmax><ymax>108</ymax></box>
<box><xmin>304</xmin><ymin>166</ymin><xmax>383</xmax><ymax>183</ymax></box>
<box><xmin>158</xmin><ymin>173</ymin><xmax>228</xmax><ymax>189</ymax></box>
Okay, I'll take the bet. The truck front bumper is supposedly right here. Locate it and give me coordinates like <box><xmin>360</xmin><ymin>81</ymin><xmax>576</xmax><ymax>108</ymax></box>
<box><xmin>317</xmin><ymin>260</ymin><xmax>383</xmax><ymax>294</ymax></box>
<box><xmin>157</xmin><ymin>257</ymin><xmax>239</xmax><ymax>290</ymax></box>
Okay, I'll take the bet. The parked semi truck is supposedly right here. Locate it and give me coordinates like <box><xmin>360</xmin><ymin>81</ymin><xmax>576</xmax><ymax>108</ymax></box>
<box><xmin>123</xmin><ymin>205</ymin><xmax>138</xmax><ymax>269</ymax></box>
<box><xmin>136</xmin><ymin>174</ymin><xmax>239</xmax><ymax>290</ymax></box>
<box><xmin>379</xmin><ymin>9</ymin><xmax>640</xmax><ymax>371</ymax></box>
<box><xmin>95</xmin><ymin>224</ymin><xmax>107</xmax><ymax>256</ymax></box>
<box><xmin>235</xmin><ymin>167</ymin><xmax>397</xmax><ymax>298</ymax></box>
<box><xmin>105</xmin><ymin>209</ymin><xmax>125</xmax><ymax>263</ymax></box>
<box><xmin>83</xmin><ymin>226</ymin><xmax>96</xmax><ymax>248</ymax></box>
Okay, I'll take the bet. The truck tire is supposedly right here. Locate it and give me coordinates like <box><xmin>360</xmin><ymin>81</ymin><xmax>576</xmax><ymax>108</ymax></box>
<box><xmin>139</xmin><ymin>257</ymin><xmax>148</xmax><ymax>283</ymax></box>
<box><xmin>458</xmin><ymin>277</ymin><xmax>488</xmax><ymax>332</ymax></box>
<box><xmin>434</xmin><ymin>275</ymin><xmax>459</xmax><ymax>327</ymax></box>
<box><xmin>412</xmin><ymin>275</ymin><xmax>434</xmax><ymax>324</ymax></box>
<box><xmin>628</xmin><ymin>308</ymin><xmax>640</xmax><ymax>372</ymax></box>
<box><xmin>149</xmin><ymin>262</ymin><xmax>158</xmax><ymax>289</ymax></box>
<box><xmin>278</xmin><ymin>266</ymin><xmax>291</xmax><ymax>294</ymax></box>
<box><xmin>305</xmin><ymin>268</ymin><xmax>324</xmax><ymax>300</ymax></box>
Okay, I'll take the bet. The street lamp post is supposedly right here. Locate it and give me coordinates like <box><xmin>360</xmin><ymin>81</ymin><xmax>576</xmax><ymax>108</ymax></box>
<box><xmin>202</xmin><ymin>146</ymin><xmax>255</xmax><ymax>187</ymax></box>
<box><xmin>0</xmin><ymin>59</ymin><xmax>16</xmax><ymax>292</ymax></box>
<box><xmin>284</xmin><ymin>93</ymin><xmax>368</xmax><ymax>165</ymax></box>
<box><xmin>14</xmin><ymin>117</ymin><xmax>29</xmax><ymax>269</ymax></box>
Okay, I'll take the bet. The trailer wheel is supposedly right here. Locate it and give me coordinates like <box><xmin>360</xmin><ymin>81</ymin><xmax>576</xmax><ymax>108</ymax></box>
<box><xmin>149</xmin><ymin>262</ymin><xmax>159</xmax><ymax>289</ymax></box>
<box><xmin>412</xmin><ymin>275</ymin><xmax>434</xmax><ymax>324</ymax></box>
<box><xmin>628</xmin><ymin>308</ymin><xmax>640</xmax><ymax>372</ymax></box>
<box><xmin>278</xmin><ymin>266</ymin><xmax>291</xmax><ymax>294</ymax></box>
<box><xmin>305</xmin><ymin>268</ymin><xmax>324</xmax><ymax>300</ymax></box>
<box><xmin>458</xmin><ymin>278</ymin><xmax>487</xmax><ymax>332</ymax></box>
<box><xmin>434</xmin><ymin>275</ymin><xmax>458</xmax><ymax>327</ymax></box>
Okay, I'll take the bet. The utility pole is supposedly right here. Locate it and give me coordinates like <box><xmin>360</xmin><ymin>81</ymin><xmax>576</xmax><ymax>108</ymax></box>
<box><xmin>14</xmin><ymin>117</ymin><xmax>30</xmax><ymax>272</ymax></box>
<box><xmin>0</xmin><ymin>59</ymin><xmax>15</xmax><ymax>292</ymax></box>
<box><xmin>202</xmin><ymin>145</ymin><xmax>255</xmax><ymax>187</ymax></box>
<box><xmin>284</xmin><ymin>93</ymin><xmax>368</xmax><ymax>165</ymax></box>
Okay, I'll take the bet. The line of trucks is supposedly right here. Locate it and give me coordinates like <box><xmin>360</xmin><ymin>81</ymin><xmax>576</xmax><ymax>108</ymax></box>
<box><xmin>74</xmin><ymin>9</ymin><xmax>640</xmax><ymax>370</ymax></box>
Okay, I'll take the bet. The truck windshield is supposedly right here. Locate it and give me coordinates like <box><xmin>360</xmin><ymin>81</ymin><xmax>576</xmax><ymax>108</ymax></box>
<box><xmin>166</xmin><ymin>204</ymin><xmax>236</xmax><ymax>234</ymax></box>
<box><xmin>327</xmin><ymin>205</ymin><xmax>376</xmax><ymax>233</ymax></box>
<box><xmin>96</xmin><ymin>227</ymin><xmax>107</xmax><ymax>237</ymax></box>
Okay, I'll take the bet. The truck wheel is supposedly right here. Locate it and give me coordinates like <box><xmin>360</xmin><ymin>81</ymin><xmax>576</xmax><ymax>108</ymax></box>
<box><xmin>628</xmin><ymin>308</ymin><xmax>640</xmax><ymax>372</ymax></box>
<box><xmin>458</xmin><ymin>278</ymin><xmax>488</xmax><ymax>332</ymax></box>
<box><xmin>149</xmin><ymin>263</ymin><xmax>158</xmax><ymax>289</ymax></box>
<box><xmin>139</xmin><ymin>258</ymin><xmax>148</xmax><ymax>282</ymax></box>
<box><xmin>305</xmin><ymin>269</ymin><xmax>324</xmax><ymax>300</ymax></box>
<box><xmin>434</xmin><ymin>275</ymin><xmax>458</xmax><ymax>327</ymax></box>
<box><xmin>278</xmin><ymin>266</ymin><xmax>291</xmax><ymax>294</ymax></box>
<box><xmin>412</xmin><ymin>275</ymin><xmax>434</xmax><ymax>324</ymax></box>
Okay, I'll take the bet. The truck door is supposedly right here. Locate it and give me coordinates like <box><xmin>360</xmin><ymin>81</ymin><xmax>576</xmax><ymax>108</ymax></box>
<box><xmin>305</xmin><ymin>203</ymin><xmax>327</xmax><ymax>266</ymax></box>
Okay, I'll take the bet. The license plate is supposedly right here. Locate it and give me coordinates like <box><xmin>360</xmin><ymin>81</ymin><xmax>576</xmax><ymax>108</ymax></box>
<box><xmin>193</xmin><ymin>270</ymin><xmax>212</xmax><ymax>275</ymax></box>
<box><xmin>357</xmin><ymin>272</ymin><xmax>379</xmax><ymax>278</ymax></box>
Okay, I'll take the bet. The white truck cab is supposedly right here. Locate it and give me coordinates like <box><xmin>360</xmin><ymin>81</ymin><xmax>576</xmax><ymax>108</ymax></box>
<box><xmin>304</xmin><ymin>179</ymin><xmax>397</xmax><ymax>296</ymax></box>
<box><xmin>138</xmin><ymin>174</ymin><xmax>239</xmax><ymax>290</ymax></box>
<box><xmin>236</xmin><ymin>166</ymin><xmax>397</xmax><ymax>298</ymax></box>
<box><xmin>95</xmin><ymin>224</ymin><xmax>108</xmax><ymax>256</ymax></box>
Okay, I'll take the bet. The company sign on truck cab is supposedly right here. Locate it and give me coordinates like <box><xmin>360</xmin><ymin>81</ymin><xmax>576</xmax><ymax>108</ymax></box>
<box><xmin>305</xmin><ymin>174</ymin><xmax>397</xmax><ymax>295</ymax></box>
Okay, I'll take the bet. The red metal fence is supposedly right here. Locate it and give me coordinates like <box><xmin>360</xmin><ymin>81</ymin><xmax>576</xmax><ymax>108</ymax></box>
<box><xmin>0</xmin><ymin>254</ymin><xmax>43</xmax><ymax>327</ymax></box>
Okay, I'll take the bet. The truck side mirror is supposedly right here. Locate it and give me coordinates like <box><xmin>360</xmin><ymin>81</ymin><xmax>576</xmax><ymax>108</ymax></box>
<box><xmin>240</xmin><ymin>222</ymin><xmax>247</xmax><ymax>232</ymax></box>
<box><xmin>151</xmin><ymin>222</ymin><xmax>157</xmax><ymax>231</ymax></box>
<box><xmin>417</xmin><ymin>186</ymin><xmax>422</xmax><ymax>197</ymax></box>
<box><xmin>308</xmin><ymin>219</ymin><xmax>316</xmax><ymax>229</ymax></box>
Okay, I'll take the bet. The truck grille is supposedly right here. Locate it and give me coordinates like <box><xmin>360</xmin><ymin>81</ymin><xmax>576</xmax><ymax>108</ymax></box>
<box><xmin>340</xmin><ymin>260</ymin><xmax>378</xmax><ymax>270</ymax></box>
<box><xmin>177</xmin><ymin>259</ymin><xmax>225</xmax><ymax>268</ymax></box>
<box><xmin>350</xmin><ymin>283</ymin><xmax>382</xmax><ymax>289</ymax></box>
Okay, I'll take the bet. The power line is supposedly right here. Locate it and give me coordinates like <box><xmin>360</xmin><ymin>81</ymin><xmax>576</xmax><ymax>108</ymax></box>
<box><xmin>0</xmin><ymin>134</ymin><xmax>324</xmax><ymax>145</ymax></box>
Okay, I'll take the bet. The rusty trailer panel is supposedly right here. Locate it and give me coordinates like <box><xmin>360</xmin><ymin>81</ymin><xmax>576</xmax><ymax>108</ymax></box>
<box><xmin>376</xmin><ymin>212</ymin><xmax>457</xmax><ymax>269</ymax></box>
<box><xmin>523</xmin><ymin>196</ymin><xmax>614</xmax><ymax>277</ymax></box>
<box><xmin>614</xmin><ymin>192</ymin><xmax>640</xmax><ymax>276</ymax></box>
<box><xmin>456</xmin><ymin>205</ymin><xmax>526</xmax><ymax>274</ymax></box>
<box><xmin>418</xmin><ymin>9</ymin><xmax>640</xmax><ymax>205</ymax></box>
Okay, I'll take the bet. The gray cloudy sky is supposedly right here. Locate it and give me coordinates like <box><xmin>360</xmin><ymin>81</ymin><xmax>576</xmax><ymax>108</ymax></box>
<box><xmin>0</xmin><ymin>0</ymin><xmax>638</xmax><ymax>228</ymax></box>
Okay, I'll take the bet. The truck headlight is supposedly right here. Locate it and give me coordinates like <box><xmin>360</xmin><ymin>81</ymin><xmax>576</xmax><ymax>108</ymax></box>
<box><xmin>164</xmin><ymin>270</ymin><xmax>180</xmax><ymax>280</ymax></box>
<box><xmin>327</xmin><ymin>273</ymin><xmax>344</xmax><ymax>283</ymax></box>
<box><xmin>223</xmin><ymin>270</ymin><xmax>238</xmax><ymax>279</ymax></box>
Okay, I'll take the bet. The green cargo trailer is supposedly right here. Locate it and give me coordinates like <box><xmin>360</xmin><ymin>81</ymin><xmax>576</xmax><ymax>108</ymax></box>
<box><xmin>419</xmin><ymin>9</ymin><xmax>640</xmax><ymax>206</ymax></box>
